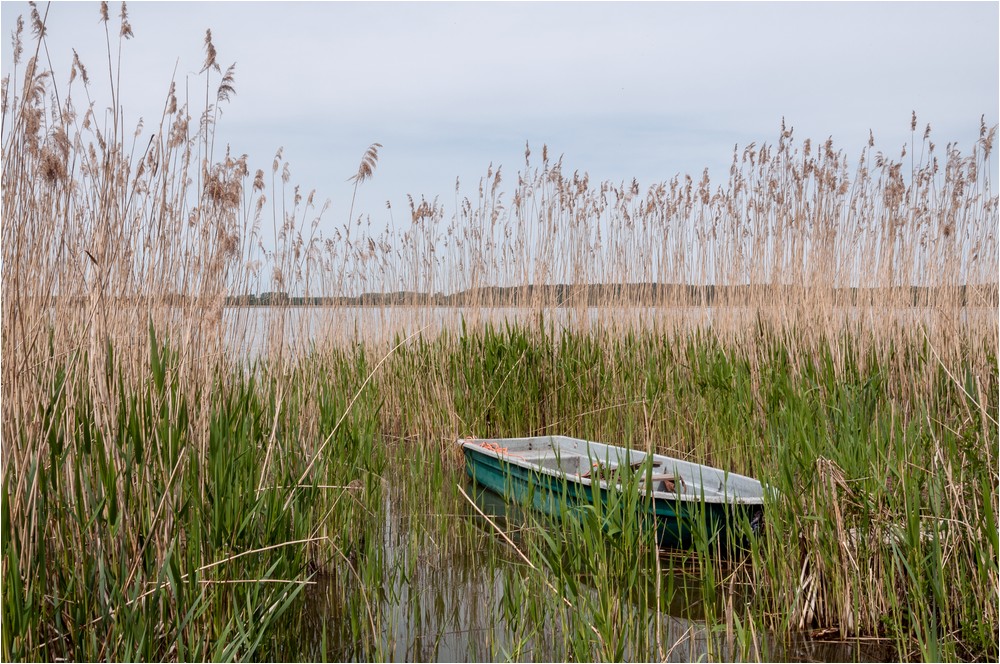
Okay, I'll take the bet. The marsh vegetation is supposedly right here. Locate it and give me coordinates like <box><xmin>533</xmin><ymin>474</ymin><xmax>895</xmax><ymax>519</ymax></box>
<box><xmin>2</xmin><ymin>4</ymin><xmax>997</xmax><ymax>662</ymax></box>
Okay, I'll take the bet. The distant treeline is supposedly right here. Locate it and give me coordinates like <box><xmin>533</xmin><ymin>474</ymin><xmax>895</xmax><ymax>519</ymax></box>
<box><xmin>221</xmin><ymin>283</ymin><xmax>1000</xmax><ymax>308</ymax></box>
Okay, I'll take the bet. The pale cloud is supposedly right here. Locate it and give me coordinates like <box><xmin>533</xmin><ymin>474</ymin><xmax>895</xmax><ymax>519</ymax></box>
<box><xmin>2</xmin><ymin>1</ymin><xmax>996</xmax><ymax>232</ymax></box>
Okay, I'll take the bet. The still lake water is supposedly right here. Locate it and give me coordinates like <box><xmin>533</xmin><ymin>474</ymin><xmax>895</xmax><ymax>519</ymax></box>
<box><xmin>222</xmin><ymin>304</ymin><xmax>991</xmax><ymax>360</ymax></box>
<box><xmin>292</xmin><ymin>449</ymin><xmax>897</xmax><ymax>663</ymax></box>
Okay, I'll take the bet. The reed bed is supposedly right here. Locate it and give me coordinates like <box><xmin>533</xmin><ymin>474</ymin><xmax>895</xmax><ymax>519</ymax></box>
<box><xmin>2</xmin><ymin>5</ymin><xmax>997</xmax><ymax>661</ymax></box>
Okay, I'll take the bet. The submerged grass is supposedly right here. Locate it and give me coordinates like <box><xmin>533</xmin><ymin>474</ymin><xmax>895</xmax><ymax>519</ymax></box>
<box><xmin>3</xmin><ymin>5</ymin><xmax>997</xmax><ymax>662</ymax></box>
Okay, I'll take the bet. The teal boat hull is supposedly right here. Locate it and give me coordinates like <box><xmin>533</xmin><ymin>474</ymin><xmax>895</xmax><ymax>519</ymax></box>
<box><xmin>461</xmin><ymin>437</ymin><xmax>764</xmax><ymax>549</ymax></box>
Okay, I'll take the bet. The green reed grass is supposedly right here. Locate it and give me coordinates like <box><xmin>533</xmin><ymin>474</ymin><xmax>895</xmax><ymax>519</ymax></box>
<box><xmin>1</xmin><ymin>324</ymin><xmax>389</xmax><ymax>661</ymax></box>
<box><xmin>4</xmin><ymin>320</ymin><xmax>996</xmax><ymax>660</ymax></box>
<box><xmin>403</xmin><ymin>323</ymin><xmax>995</xmax><ymax>660</ymax></box>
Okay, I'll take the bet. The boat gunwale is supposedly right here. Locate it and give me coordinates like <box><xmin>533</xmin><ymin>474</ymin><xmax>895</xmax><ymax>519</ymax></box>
<box><xmin>457</xmin><ymin>436</ymin><xmax>766</xmax><ymax>506</ymax></box>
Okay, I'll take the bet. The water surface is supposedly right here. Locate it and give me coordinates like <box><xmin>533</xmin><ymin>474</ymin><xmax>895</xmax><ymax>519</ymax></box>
<box><xmin>294</xmin><ymin>448</ymin><xmax>898</xmax><ymax>662</ymax></box>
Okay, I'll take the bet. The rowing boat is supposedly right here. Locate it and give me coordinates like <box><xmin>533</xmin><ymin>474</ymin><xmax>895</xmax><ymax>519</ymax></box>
<box><xmin>458</xmin><ymin>435</ymin><xmax>767</xmax><ymax>549</ymax></box>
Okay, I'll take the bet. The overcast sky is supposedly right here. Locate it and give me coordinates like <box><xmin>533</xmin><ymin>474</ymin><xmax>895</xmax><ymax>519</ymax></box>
<box><xmin>2</xmin><ymin>1</ymin><xmax>998</xmax><ymax>234</ymax></box>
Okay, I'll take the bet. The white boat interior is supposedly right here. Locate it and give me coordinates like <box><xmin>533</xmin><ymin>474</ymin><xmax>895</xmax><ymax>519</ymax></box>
<box><xmin>460</xmin><ymin>435</ymin><xmax>766</xmax><ymax>505</ymax></box>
